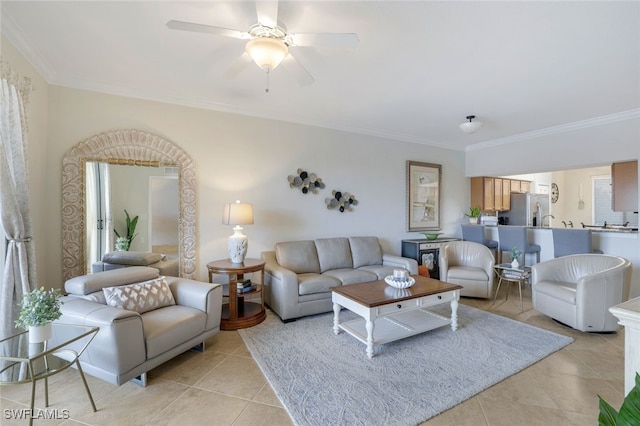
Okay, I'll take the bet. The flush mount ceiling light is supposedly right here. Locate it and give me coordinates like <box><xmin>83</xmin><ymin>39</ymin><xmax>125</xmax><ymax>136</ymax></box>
<box><xmin>459</xmin><ymin>115</ymin><xmax>483</xmax><ymax>134</ymax></box>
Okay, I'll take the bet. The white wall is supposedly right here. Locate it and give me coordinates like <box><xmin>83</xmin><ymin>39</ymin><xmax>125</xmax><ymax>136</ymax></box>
<box><xmin>45</xmin><ymin>86</ymin><xmax>467</xmax><ymax>285</ymax></box>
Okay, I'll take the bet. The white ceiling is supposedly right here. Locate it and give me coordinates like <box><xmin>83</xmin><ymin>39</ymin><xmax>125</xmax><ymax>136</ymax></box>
<box><xmin>2</xmin><ymin>1</ymin><xmax>639</xmax><ymax>151</ymax></box>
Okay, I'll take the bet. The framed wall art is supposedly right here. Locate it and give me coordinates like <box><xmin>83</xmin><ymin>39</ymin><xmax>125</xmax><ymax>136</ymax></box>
<box><xmin>406</xmin><ymin>161</ymin><xmax>442</xmax><ymax>231</ymax></box>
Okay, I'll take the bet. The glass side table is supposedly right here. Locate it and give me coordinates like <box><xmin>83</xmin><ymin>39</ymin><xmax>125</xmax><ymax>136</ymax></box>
<box><xmin>0</xmin><ymin>324</ymin><xmax>99</xmax><ymax>425</ymax></box>
<box><xmin>493</xmin><ymin>263</ymin><xmax>532</xmax><ymax>312</ymax></box>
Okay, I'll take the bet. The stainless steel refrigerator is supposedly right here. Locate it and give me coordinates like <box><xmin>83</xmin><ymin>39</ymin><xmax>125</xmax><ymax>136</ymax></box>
<box><xmin>500</xmin><ymin>192</ymin><xmax>551</xmax><ymax>227</ymax></box>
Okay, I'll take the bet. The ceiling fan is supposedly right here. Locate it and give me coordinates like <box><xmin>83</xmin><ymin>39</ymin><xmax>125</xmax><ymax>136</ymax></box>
<box><xmin>166</xmin><ymin>1</ymin><xmax>359</xmax><ymax>87</ymax></box>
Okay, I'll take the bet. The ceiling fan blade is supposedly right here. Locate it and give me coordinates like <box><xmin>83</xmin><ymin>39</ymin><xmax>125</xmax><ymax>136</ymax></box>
<box><xmin>223</xmin><ymin>52</ymin><xmax>253</xmax><ymax>79</ymax></box>
<box><xmin>166</xmin><ymin>20</ymin><xmax>247</xmax><ymax>40</ymax></box>
<box><xmin>290</xmin><ymin>33</ymin><xmax>359</xmax><ymax>49</ymax></box>
<box><xmin>256</xmin><ymin>1</ymin><xmax>279</xmax><ymax>28</ymax></box>
<box><xmin>280</xmin><ymin>54</ymin><xmax>314</xmax><ymax>86</ymax></box>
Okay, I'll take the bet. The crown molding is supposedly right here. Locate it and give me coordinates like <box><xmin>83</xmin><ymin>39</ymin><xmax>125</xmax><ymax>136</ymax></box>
<box><xmin>1</xmin><ymin>7</ymin><xmax>57</xmax><ymax>82</ymax></box>
<box><xmin>467</xmin><ymin>109</ymin><xmax>640</xmax><ymax>152</ymax></box>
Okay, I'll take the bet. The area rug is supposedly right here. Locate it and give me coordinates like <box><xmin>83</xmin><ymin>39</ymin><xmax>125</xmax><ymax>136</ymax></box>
<box><xmin>239</xmin><ymin>305</ymin><xmax>573</xmax><ymax>426</ymax></box>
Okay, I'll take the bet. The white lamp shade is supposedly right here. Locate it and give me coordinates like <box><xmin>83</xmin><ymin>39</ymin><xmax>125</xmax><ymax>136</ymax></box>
<box><xmin>459</xmin><ymin>121</ymin><xmax>482</xmax><ymax>134</ymax></box>
<box><xmin>222</xmin><ymin>202</ymin><xmax>254</xmax><ymax>226</ymax></box>
<box><xmin>245</xmin><ymin>37</ymin><xmax>289</xmax><ymax>70</ymax></box>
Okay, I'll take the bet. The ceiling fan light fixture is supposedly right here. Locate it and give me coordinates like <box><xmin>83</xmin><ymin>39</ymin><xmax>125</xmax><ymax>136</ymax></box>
<box><xmin>459</xmin><ymin>115</ymin><xmax>482</xmax><ymax>134</ymax></box>
<box><xmin>245</xmin><ymin>37</ymin><xmax>289</xmax><ymax>70</ymax></box>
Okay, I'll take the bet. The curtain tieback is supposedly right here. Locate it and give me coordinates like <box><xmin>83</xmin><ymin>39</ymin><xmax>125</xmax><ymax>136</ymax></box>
<box><xmin>8</xmin><ymin>237</ymin><xmax>32</xmax><ymax>243</ymax></box>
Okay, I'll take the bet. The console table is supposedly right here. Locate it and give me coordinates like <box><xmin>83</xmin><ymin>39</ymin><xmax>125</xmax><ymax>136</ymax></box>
<box><xmin>401</xmin><ymin>238</ymin><xmax>459</xmax><ymax>280</ymax></box>
<box><xmin>207</xmin><ymin>258</ymin><xmax>266</xmax><ymax>330</ymax></box>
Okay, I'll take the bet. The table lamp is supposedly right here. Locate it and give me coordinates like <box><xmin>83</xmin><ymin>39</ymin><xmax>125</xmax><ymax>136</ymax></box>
<box><xmin>222</xmin><ymin>200</ymin><xmax>254</xmax><ymax>264</ymax></box>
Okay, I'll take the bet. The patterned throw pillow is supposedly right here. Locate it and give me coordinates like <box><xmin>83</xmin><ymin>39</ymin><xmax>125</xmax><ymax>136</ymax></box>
<box><xmin>103</xmin><ymin>277</ymin><xmax>176</xmax><ymax>314</ymax></box>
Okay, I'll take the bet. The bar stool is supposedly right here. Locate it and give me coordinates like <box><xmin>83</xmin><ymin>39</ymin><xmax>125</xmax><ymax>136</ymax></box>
<box><xmin>498</xmin><ymin>226</ymin><xmax>541</xmax><ymax>266</ymax></box>
<box><xmin>552</xmin><ymin>228</ymin><xmax>603</xmax><ymax>257</ymax></box>
<box><xmin>461</xmin><ymin>224</ymin><xmax>499</xmax><ymax>261</ymax></box>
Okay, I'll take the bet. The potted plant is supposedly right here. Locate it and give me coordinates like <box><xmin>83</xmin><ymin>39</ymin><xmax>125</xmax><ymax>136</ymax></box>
<box><xmin>15</xmin><ymin>287</ymin><xmax>63</xmax><ymax>343</ymax></box>
<box><xmin>114</xmin><ymin>209</ymin><xmax>139</xmax><ymax>251</ymax></box>
<box><xmin>466</xmin><ymin>206</ymin><xmax>481</xmax><ymax>224</ymax></box>
<box><xmin>510</xmin><ymin>247</ymin><xmax>522</xmax><ymax>268</ymax></box>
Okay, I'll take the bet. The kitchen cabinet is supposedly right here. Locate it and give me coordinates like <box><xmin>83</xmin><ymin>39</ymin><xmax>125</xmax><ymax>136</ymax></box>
<box><xmin>502</xmin><ymin>179</ymin><xmax>511</xmax><ymax>210</ymax></box>
<box><xmin>471</xmin><ymin>177</ymin><xmax>523</xmax><ymax>211</ymax></box>
<box><xmin>612</xmin><ymin>160</ymin><xmax>638</xmax><ymax>212</ymax></box>
<box><xmin>470</xmin><ymin>177</ymin><xmax>495</xmax><ymax>211</ymax></box>
<box><xmin>510</xmin><ymin>179</ymin><xmax>531</xmax><ymax>193</ymax></box>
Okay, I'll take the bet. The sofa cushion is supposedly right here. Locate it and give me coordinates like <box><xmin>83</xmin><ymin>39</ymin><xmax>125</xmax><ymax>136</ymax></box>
<box><xmin>447</xmin><ymin>266</ymin><xmax>489</xmax><ymax>281</ymax></box>
<box><xmin>66</xmin><ymin>266</ymin><xmax>159</xmax><ymax>296</ymax></box>
<box><xmin>275</xmin><ymin>241</ymin><xmax>320</xmax><ymax>274</ymax></box>
<box><xmin>103</xmin><ymin>277</ymin><xmax>176</xmax><ymax>314</ymax></box>
<box><xmin>357</xmin><ymin>265</ymin><xmax>395</xmax><ymax>279</ymax></box>
<box><xmin>102</xmin><ymin>251</ymin><xmax>163</xmax><ymax>266</ymax></box>
<box><xmin>323</xmin><ymin>269</ymin><xmax>377</xmax><ymax>285</ymax></box>
<box><xmin>534</xmin><ymin>280</ymin><xmax>577</xmax><ymax>304</ymax></box>
<box><xmin>315</xmin><ymin>238</ymin><xmax>353</xmax><ymax>273</ymax></box>
<box><xmin>349</xmin><ymin>237</ymin><xmax>383</xmax><ymax>268</ymax></box>
<box><xmin>142</xmin><ymin>305</ymin><xmax>207</xmax><ymax>359</ymax></box>
<box><xmin>298</xmin><ymin>273</ymin><xmax>341</xmax><ymax>295</ymax></box>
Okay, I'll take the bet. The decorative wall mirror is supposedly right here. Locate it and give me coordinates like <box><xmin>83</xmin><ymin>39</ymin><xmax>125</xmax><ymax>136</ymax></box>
<box><xmin>62</xmin><ymin>130</ymin><xmax>196</xmax><ymax>281</ymax></box>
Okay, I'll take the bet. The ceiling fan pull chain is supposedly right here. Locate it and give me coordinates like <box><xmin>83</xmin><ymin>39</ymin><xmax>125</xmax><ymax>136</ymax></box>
<box><xmin>265</xmin><ymin>68</ymin><xmax>270</xmax><ymax>93</ymax></box>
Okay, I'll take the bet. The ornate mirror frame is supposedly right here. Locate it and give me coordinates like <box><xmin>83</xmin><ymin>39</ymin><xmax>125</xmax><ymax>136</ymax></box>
<box><xmin>62</xmin><ymin>129</ymin><xmax>196</xmax><ymax>281</ymax></box>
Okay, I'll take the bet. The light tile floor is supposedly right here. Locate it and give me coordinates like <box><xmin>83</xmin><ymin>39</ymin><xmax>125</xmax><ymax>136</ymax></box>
<box><xmin>1</xmin><ymin>283</ymin><xmax>626</xmax><ymax>425</ymax></box>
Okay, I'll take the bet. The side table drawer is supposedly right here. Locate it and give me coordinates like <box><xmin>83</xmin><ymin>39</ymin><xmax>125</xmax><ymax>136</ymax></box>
<box><xmin>377</xmin><ymin>299</ymin><xmax>419</xmax><ymax>315</ymax></box>
<box><xmin>418</xmin><ymin>292</ymin><xmax>455</xmax><ymax>307</ymax></box>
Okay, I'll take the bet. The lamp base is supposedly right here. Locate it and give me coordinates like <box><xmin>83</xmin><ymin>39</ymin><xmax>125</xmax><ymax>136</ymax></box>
<box><xmin>228</xmin><ymin>226</ymin><xmax>248</xmax><ymax>264</ymax></box>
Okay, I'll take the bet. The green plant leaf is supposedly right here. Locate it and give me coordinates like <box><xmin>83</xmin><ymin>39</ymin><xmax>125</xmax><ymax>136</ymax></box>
<box><xmin>617</xmin><ymin>377</ymin><xmax>640</xmax><ymax>426</ymax></box>
<box><xmin>599</xmin><ymin>396</ymin><xmax>619</xmax><ymax>426</ymax></box>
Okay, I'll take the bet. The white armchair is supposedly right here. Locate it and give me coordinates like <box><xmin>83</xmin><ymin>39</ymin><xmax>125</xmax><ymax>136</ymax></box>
<box><xmin>439</xmin><ymin>241</ymin><xmax>495</xmax><ymax>298</ymax></box>
<box><xmin>531</xmin><ymin>254</ymin><xmax>632</xmax><ymax>332</ymax></box>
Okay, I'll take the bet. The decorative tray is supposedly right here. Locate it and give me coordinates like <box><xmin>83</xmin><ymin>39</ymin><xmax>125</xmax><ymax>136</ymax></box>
<box><xmin>384</xmin><ymin>276</ymin><xmax>415</xmax><ymax>289</ymax></box>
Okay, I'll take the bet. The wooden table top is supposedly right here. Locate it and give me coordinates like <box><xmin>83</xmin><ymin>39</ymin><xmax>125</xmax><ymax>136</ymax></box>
<box><xmin>330</xmin><ymin>275</ymin><xmax>463</xmax><ymax>308</ymax></box>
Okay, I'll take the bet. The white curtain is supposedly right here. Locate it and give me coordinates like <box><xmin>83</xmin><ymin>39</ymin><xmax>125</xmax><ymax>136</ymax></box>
<box><xmin>0</xmin><ymin>66</ymin><xmax>36</xmax><ymax>342</ymax></box>
<box><xmin>86</xmin><ymin>162</ymin><xmax>113</xmax><ymax>271</ymax></box>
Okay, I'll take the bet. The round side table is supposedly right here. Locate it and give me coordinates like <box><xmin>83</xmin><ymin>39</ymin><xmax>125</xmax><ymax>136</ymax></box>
<box><xmin>207</xmin><ymin>258</ymin><xmax>266</xmax><ymax>330</ymax></box>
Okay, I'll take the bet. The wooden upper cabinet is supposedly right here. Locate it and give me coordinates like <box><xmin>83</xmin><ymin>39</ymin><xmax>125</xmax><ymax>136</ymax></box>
<box><xmin>471</xmin><ymin>177</ymin><xmax>521</xmax><ymax>212</ymax></box>
<box><xmin>502</xmin><ymin>179</ymin><xmax>511</xmax><ymax>210</ymax></box>
<box><xmin>494</xmin><ymin>178</ymin><xmax>503</xmax><ymax>211</ymax></box>
<box><xmin>520</xmin><ymin>181</ymin><xmax>531</xmax><ymax>193</ymax></box>
<box><xmin>612</xmin><ymin>160</ymin><xmax>638</xmax><ymax>212</ymax></box>
<box><xmin>470</xmin><ymin>177</ymin><xmax>495</xmax><ymax>211</ymax></box>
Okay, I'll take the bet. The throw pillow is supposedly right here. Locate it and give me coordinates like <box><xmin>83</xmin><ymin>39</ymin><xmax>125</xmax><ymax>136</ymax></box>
<box><xmin>103</xmin><ymin>277</ymin><xmax>175</xmax><ymax>314</ymax></box>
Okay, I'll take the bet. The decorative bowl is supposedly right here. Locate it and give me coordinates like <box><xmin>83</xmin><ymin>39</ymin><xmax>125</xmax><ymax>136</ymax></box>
<box><xmin>422</xmin><ymin>233</ymin><xmax>441</xmax><ymax>240</ymax></box>
<box><xmin>384</xmin><ymin>275</ymin><xmax>416</xmax><ymax>289</ymax></box>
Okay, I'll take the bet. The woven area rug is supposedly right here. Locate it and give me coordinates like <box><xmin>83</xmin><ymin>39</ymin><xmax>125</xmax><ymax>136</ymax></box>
<box><xmin>239</xmin><ymin>304</ymin><xmax>573</xmax><ymax>426</ymax></box>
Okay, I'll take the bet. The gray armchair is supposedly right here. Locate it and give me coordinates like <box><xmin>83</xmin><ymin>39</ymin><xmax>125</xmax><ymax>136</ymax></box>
<box><xmin>439</xmin><ymin>241</ymin><xmax>495</xmax><ymax>298</ymax></box>
<box><xmin>531</xmin><ymin>254</ymin><xmax>632</xmax><ymax>332</ymax></box>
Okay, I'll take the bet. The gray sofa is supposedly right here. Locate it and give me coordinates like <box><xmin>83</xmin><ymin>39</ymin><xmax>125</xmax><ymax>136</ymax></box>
<box><xmin>262</xmin><ymin>236</ymin><xmax>418</xmax><ymax>321</ymax></box>
<box><xmin>51</xmin><ymin>266</ymin><xmax>222</xmax><ymax>386</ymax></box>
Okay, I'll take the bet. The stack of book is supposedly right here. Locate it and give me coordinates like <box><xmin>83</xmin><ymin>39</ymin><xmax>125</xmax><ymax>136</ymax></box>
<box><xmin>502</xmin><ymin>269</ymin><xmax>523</xmax><ymax>280</ymax></box>
<box><xmin>237</xmin><ymin>278</ymin><xmax>257</xmax><ymax>294</ymax></box>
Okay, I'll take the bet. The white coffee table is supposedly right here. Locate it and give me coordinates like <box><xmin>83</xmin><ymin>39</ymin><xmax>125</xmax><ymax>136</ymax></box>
<box><xmin>331</xmin><ymin>276</ymin><xmax>462</xmax><ymax>358</ymax></box>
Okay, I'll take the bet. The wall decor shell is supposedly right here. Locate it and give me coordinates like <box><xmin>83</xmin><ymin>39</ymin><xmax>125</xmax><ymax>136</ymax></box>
<box><xmin>287</xmin><ymin>169</ymin><xmax>325</xmax><ymax>194</ymax></box>
<box><xmin>326</xmin><ymin>190</ymin><xmax>358</xmax><ymax>212</ymax></box>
